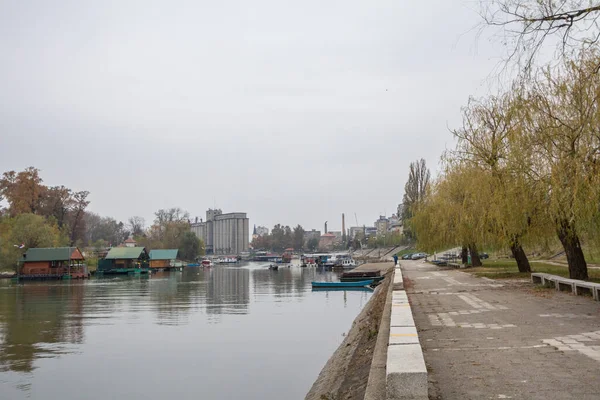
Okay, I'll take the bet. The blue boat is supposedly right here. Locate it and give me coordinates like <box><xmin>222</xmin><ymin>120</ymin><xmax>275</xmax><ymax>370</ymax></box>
<box><xmin>311</xmin><ymin>279</ymin><xmax>374</xmax><ymax>288</ymax></box>
<box><xmin>311</xmin><ymin>286</ymin><xmax>374</xmax><ymax>292</ymax></box>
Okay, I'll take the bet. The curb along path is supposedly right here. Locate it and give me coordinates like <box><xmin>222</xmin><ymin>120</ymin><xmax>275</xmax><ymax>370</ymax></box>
<box><xmin>385</xmin><ymin>263</ymin><xmax>428</xmax><ymax>400</ymax></box>
<box><xmin>402</xmin><ymin>260</ymin><xmax>600</xmax><ymax>400</ymax></box>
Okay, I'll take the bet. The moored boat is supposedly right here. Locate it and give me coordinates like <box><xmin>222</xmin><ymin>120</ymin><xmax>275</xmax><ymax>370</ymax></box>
<box><xmin>201</xmin><ymin>259</ymin><xmax>213</xmax><ymax>268</ymax></box>
<box><xmin>339</xmin><ymin>275</ymin><xmax>385</xmax><ymax>283</ymax></box>
<box><xmin>311</xmin><ymin>279</ymin><xmax>374</xmax><ymax>288</ymax></box>
<box><xmin>216</xmin><ymin>257</ymin><xmax>238</xmax><ymax>264</ymax></box>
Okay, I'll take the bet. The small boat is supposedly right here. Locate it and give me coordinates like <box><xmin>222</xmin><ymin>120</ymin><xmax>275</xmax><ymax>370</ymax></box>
<box><xmin>312</xmin><ymin>286</ymin><xmax>374</xmax><ymax>292</ymax></box>
<box><xmin>268</xmin><ymin>264</ymin><xmax>279</xmax><ymax>270</ymax></box>
<box><xmin>216</xmin><ymin>257</ymin><xmax>239</xmax><ymax>264</ymax></box>
<box><xmin>311</xmin><ymin>279</ymin><xmax>374</xmax><ymax>288</ymax></box>
<box><xmin>340</xmin><ymin>275</ymin><xmax>385</xmax><ymax>283</ymax></box>
<box><xmin>187</xmin><ymin>263</ymin><xmax>200</xmax><ymax>267</ymax></box>
<box><xmin>201</xmin><ymin>259</ymin><xmax>213</xmax><ymax>268</ymax></box>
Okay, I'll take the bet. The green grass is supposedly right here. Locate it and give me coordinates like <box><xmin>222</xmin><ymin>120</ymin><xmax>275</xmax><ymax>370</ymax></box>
<box><xmin>396</xmin><ymin>248</ymin><xmax>415</xmax><ymax>256</ymax></box>
<box><xmin>467</xmin><ymin>259</ymin><xmax>600</xmax><ymax>283</ymax></box>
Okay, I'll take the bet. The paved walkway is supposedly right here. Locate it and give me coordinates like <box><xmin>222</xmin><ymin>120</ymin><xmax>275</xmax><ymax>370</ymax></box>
<box><xmin>402</xmin><ymin>259</ymin><xmax>600</xmax><ymax>400</ymax></box>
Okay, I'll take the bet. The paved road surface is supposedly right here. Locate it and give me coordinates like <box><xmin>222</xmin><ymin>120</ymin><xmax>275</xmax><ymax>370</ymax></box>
<box><xmin>402</xmin><ymin>259</ymin><xmax>600</xmax><ymax>400</ymax></box>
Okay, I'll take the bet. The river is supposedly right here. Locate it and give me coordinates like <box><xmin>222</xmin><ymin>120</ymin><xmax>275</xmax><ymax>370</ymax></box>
<box><xmin>0</xmin><ymin>262</ymin><xmax>371</xmax><ymax>399</ymax></box>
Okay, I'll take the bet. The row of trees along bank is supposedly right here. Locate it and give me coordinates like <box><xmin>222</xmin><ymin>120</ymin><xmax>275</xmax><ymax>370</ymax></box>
<box><xmin>409</xmin><ymin>52</ymin><xmax>600</xmax><ymax>281</ymax></box>
<box><xmin>0</xmin><ymin>167</ymin><xmax>204</xmax><ymax>270</ymax></box>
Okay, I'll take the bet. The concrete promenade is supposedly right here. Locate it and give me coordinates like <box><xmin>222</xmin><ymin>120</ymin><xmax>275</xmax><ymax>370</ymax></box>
<box><xmin>402</xmin><ymin>259</ymin><xmax>600</xmax><ymax>399</ymax></box>
<box><xmin>353</xmin><ymin>261</ymin><xmax>394</xmax><ymax>274</ymax></box>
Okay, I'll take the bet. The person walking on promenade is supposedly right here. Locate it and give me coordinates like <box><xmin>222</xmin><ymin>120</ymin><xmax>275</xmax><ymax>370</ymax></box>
<box><xmin>393</xmin><ymin>254</ymin><xmax>398</xmax><ymax>266</ymax></box>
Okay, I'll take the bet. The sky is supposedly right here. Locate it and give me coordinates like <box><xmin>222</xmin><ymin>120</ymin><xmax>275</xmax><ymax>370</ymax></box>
<box><xmin>0</xmin><ymin>0</ymin><xmax>506</xmax><ymax>232</ymax></box>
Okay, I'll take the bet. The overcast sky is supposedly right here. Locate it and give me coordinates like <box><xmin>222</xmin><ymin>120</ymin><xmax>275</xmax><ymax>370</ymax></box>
<box><xmin>0</xmin><ymin>0</ymin><xmax>505</xmax><ymax>232</ymax></box>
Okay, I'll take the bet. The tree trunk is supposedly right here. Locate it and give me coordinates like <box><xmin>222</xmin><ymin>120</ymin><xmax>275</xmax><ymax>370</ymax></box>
<box><xmin>461</xmin><ymin>246</ymin><xmax>468</xmax><ymax>264</ymax></box>
<box><xmin>468</xmin><ymin>243</ymin><xmax>482</xmax><ymax>267</ymax></box>
<box><xmin>557</xmin><ymin>219</ymin><xmax>588</xmax><ymax>280</ymax></box>
<box><xmin>510</xmin><ymin>238</ymin><xmax>531</xmax><ymax>273</ymax></box>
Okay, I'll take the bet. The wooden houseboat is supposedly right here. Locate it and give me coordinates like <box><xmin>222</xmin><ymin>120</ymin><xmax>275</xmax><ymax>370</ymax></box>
<box><xmin>97</xmin><ymin>247</ymin><xmax>150</xmax><ymax>275</ymax></box>
<box><xmin>149</xmin><ymin>249</ymin><xmax>181</xmax><ymax>271</ymax></box>
<box><xmin>17</xmin><ymin>247</ymin><xmax>88</xmax><ymax>281</ymax></box>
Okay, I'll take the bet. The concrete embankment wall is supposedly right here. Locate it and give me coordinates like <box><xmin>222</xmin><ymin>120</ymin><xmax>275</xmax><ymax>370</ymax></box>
<box><xmin>305</xmin><ymin>268</ymin><xmax>391</xmax><ymax>400</ymax></box>
<box><xmin>305</xmin><ymin>262</ymin><xmax>427</xmax><ymax>400</ymax></box>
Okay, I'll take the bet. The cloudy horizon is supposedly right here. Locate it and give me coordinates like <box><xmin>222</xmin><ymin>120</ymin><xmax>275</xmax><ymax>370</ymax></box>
<box><xmin>0</xmin><ymin>0</ymin><xmax>505</xmax><ymax>232</ymax></box>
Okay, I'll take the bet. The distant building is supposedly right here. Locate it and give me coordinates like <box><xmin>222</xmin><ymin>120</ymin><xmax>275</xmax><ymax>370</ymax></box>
<box><xmin>348</xmin><ymin>226</ymin><xmax>364</xmax><ymax>239</ymax></box>
<box><xmin>365</xmin><ymin>227</ymin><xmax>377</xmax><ymax>237</ymax></box>
<box><xmin>389</xmin><ymin>213</ymin><xmax>403</xmax><ymax>234</ymax></box>
<box><xmin>319</xmin><ymin>233</ymin><xmax>336</xmax><ymax>251</ymax></box>
<box><xmin>375</xmin><ymin>216</ymin><xmax>389</xmax><ymax>237</ymax></box>
<box><xmin>123</xmin><ymin>237</ymin><xmax>137</xmax><ymax>248</ymax></box>
<box><xmin>191</xmin><ymin>209</ymin><xmax>249</xmax><ymax>255</ymax></box>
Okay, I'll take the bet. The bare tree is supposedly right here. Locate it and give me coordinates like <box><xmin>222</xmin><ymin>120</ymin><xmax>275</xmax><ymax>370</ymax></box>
<box><xmin>128</xmin><ymin>216</ymin><xmax>146</xmax><ymax>237</ymax></box>
<box><xmin>480</xmin><ymin>1</ymin><xmax>600</xmax><ymax>73</ymax></box>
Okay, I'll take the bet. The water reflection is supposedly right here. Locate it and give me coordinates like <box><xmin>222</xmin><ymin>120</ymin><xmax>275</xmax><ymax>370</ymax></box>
<box><xmin>0</xmin><ymin>283</ymin><xmax>85</xmax><ymax>373</ymax></box>
<box><xmin>206</xmin><ymin>267</ymin><xmax>250</xmax><ymax>316</ymax></box>
<box><xmin>0</xmin><ymin>263</ymin><xmax>371</xmax><ymax>400</ymax></box>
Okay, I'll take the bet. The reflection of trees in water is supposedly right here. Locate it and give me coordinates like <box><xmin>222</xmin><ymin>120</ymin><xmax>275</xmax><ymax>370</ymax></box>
<box><xmin>0</xmin><ymin>283</ymin><xmax>85</xmax><ymax>374</ymax></box>
<box><xmin>206</xmin><ymin>267</ymin><xmax>249</xmax><ymax>315</ymax></box>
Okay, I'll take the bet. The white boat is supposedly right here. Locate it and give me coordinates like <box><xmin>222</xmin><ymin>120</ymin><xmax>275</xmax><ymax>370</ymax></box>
<box><xmin>216</xmin><ymin>257</ymin><xmax>238</xmax><ymax>264</ymax></box>
<box><xmin>201</xmin><ymin>259</ymin><xmax>213</xmax><ymax>268</ymax></box>
<box><xmin>340</xmin><ymin>258</ymin><xmax>357</xmax><ymax>268</ymax></box>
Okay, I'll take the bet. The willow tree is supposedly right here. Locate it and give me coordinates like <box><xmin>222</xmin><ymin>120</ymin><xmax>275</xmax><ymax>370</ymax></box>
<box><xmin>412</xmin><ymin>164</ymin><xmax>492</xmax><ymax>267</ymax></box>
<box><xmin>449</xmin><ymin>93</ymin><xmax>550</xmax><ymax>272</ymax></box>
<box><xmin>519</xmin><ymin>53</ymin><xmax>600</xmax><ymax>280</ymax></box>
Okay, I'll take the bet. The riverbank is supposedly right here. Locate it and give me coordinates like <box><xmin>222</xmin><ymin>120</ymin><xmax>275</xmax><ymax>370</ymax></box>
<box><xmin>305</xmin><ymin>262</ymin><xmax>393</xmax><ymax>400</ymax></box>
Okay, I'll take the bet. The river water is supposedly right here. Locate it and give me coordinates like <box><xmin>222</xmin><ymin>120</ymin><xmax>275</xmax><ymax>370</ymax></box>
<box><xmin>0</xmin><ymin>262</ymin><xmax>371</xmax><ymax>400</ymax></box>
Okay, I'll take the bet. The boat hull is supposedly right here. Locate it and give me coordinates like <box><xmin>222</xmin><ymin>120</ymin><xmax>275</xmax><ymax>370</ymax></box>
<box><xmin>340</xmin><ymin>276</ymin><xmax>385</xmax><ymax>283</ymax></box>
<box><xmin>311</xmin><ymin>279</ymin><xmax>374</xmax><ymax>288</ymax></box>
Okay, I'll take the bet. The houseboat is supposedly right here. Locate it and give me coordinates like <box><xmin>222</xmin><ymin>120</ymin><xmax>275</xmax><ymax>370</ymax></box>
<box><xmin>16</xmin><ymin>247</ymin><xmax>89</xmax><ymax>281</ymax></box>
<box><xmin>149</xmin><ymin>249</ymin><xmax>181</xmax><ymax>271</ymax></box>
<box><xmin>97</xmin><ymin>247</ymin><xmax>150</xmax><ymax>275</ymax></box>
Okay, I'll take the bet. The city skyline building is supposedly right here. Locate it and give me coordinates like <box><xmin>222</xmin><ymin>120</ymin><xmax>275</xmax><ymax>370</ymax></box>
<box><xmin>191</xmin><ymin>209</ymin><xmax>249</xmax><ymax>255</ymax></box>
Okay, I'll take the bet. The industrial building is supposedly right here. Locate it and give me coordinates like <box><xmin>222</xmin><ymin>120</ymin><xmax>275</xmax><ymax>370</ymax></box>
<box><xmin>191</xmin><ymin>209</ymin><xmax>249</xmax><ymax>255</ymax></box>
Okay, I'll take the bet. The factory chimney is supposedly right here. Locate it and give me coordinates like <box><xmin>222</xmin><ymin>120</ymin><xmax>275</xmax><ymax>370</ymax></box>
<box><xmin>342</xmin><ymin>213</ymin><xmax>346</xmax><ymax>237</ymax></box>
